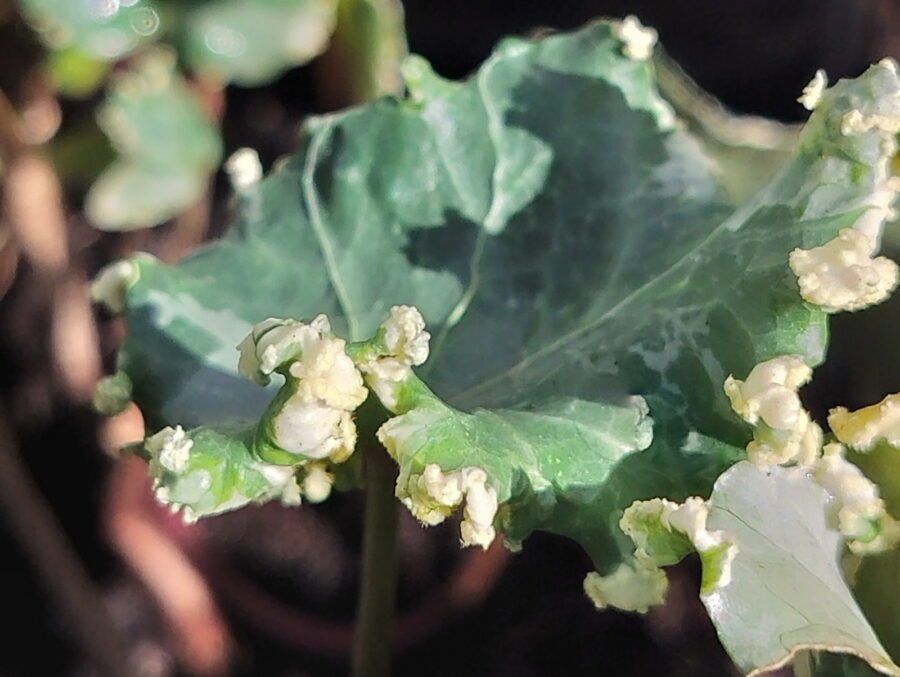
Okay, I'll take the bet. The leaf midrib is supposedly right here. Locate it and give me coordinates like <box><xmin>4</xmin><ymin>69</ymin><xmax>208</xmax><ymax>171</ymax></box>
<box><xmin>301</xmin><ymin>117</ymin><xmax>361</xmax><ymax>340</ymax></box>
<box><xmin>446</xmin><ymin>165</ymin><xmax>810</xmax><ymax>406</ymax></box>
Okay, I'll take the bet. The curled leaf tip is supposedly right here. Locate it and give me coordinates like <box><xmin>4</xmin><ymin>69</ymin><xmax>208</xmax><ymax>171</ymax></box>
<box><xmin>829</xmin><ymin>392</ymin><xmax>900</xmax><ymax>451</ymax></box>
<box><xmin>90</xmin><ymin>259</ymin><xmax>139</xmax><ymax>313</ymax></box>
<box><xmin>813</xmin><ymin>443</ymin><xmax>898</xmax><ymax>554</ymax></box>
<box><xmin>300</xmin><ymin>462</ymin><xmax>334</xmax><ymax>503</ymax></box>
<box><xmin>399</xmin><ymin>463</ymin><xmax>499</xmax><ymax>549</ymax></box>
<box><xmin>798</xmin><ymin>69</ymin><xmax>828</xmax><ymax>111</ymax></box>
<box><xmin>724</xmin><ymin>356</ymin><xmax>821</xmax><ymax>467</ymax></box>
<box><xmin>878</xmin><ymin>57</ymin><xmax>899</xmax><ymax>74</ymax></box>
<box><xmin>586</xmin><ymin>495</ymin><xmax>738</xmax><ymax>614</ymax></box>
<box><xmin>612</xmin><ymin>16</ymin><xmax>657</xmax><ymax>61</ymax></box>
<box><xmin>790</xmin><ymin>229</ymin><xmax>898</xmax><ymax>313</ymax></box>
<box><xmin>239</xmin><ymin>315</ymin><xmax>367</xmax><ymax>464</ymax></box>
<box><xmin>237</xmin><ymin>315</ymin><xmax>333</xmax><ymax>384</ymax></box>
<box><xmin>583</xmin><ymin>562</ymin><xmax>668</xmax><ymax>614</ymax></box>
<box><xmin>357</xmin><ymin>305</ymin><xmax>431</xmax><ymax>411</ymax></box>
<box><xmin>627</xmin><ymin>497</ymin><xmax>737</xmax><ymax>592</ymax></box>
<box><xmin>146</xmin><ymin>425</ymin><xmax>193</xmax><ymax>474</ymax></box>
<box><xmin>145</xmin><ymin>425</ymin><xmax>303</xmax><ymax>521</ymax></box>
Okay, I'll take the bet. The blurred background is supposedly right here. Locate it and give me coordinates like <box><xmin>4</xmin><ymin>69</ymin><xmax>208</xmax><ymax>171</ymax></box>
<box><xmin>1</xmin><ymin>1</ymin><xmax>899</xmax><ymax>675</ymax></box>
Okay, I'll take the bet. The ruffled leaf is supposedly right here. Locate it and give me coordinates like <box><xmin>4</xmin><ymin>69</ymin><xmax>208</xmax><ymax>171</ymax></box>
<box><xmin>107</xmin><ymin>23</ymin><xmax>900</xmax><ymax>572</ymax></box>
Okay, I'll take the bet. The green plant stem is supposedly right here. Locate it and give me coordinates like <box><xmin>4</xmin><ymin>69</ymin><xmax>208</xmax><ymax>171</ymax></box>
<box><xmin>352</xmin><ymin>445</ymin><xmax>399</xmax><ymax>677</ymax></box>
<box><xmin>316</xmin><ymin>0</ymin><xmax>407</xmax><ymax>108</ymax></box>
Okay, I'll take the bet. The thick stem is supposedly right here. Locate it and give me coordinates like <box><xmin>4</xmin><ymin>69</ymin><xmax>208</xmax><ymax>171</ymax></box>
<box><xmin>352</xmin><ymin>445</ymin><xmax>399</xmax><ymax>677</ymax></box>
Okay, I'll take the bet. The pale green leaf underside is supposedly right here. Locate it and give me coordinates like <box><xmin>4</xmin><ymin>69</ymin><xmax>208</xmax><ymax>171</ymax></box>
<box><xmin>115</xmin><ymin>22</ymin><xmax>896</xmax><ymax>570</ymax></box>
<box><xmin>87</xmin><ymin>163</ymin><xmax>207</xmax><ymax>232</ymax></box>
<box><xmin>704</xmin><ymin>462</ymin><xmax>898</xmax><ymax>676</ymax></box>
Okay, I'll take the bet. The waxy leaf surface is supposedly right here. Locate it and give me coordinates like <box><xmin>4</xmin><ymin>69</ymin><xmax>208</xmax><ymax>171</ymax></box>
<box><xmin>114</xmin><ymin>21</ymin><xmax>897</xmax><ymax>577</ymax></box>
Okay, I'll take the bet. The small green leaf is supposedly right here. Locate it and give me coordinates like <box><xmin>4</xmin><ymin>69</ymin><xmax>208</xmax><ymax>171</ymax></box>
<box><xmin>87</xmin><ymin>163</ymin><xmax>208</xmax><ymax>231</ymax></box>
<box><xmin>18</xmin><ymin>0</ymin><xmax>162</xmax><ymax>61</ymax></box>
<box><xmin>86</xmin><ymin>49</ymin><xmax>222</xmax><ymax>230</ymax></box>
<box><xmin>177</xmin><ymin>0</ymin><xmax>337</xmax><ymax>86</ymax></box>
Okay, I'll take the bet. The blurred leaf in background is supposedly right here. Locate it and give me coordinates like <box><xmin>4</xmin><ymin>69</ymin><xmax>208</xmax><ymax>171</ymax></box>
<box><xmin>18</xmin><ymin>0</ymin><xmax>340</xmax><ymax>89</ymax></box>
<box><xmin>176</xmin><ymin>0</ymin><xmax>338</xmax><ymax>86</ymax></box>
<box><xmin>85</xmin><ymin>49</ymin><xmax>222</xmax><ymax>231</ymax></box>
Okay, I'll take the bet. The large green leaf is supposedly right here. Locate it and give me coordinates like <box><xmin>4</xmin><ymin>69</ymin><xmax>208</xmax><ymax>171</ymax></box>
<box><xmin>109</xmin><ymin>19</ymin><xmax>898</xmax><ymax>574</ymax></box>
<box><xmin>702</xmin><ymin>462</ymin><xmax>898</xmax><ymax>676</ymax></box>
<box><xmin>116</xmin><ymin>21</ymin><xmax>706</xmax><ymax>431</ymax></box>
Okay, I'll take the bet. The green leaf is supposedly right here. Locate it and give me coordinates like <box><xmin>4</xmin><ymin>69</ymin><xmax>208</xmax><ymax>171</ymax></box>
<box><xmin>86</xmin><ymin>49</ymin><xmax>222</xmax><ymax>231</ymax></box>
<box><xmin>110</xmin><ymin>21</ymin><xmax>897</xmax><ymax>569</ymax></box>
<box><xmin>176</xmin><ymin>0</ymin><xmax>337</xmax><ymax>86</ymax></box>
<box><xmin>703</xmin><ymin>462</ymin><xmax>898</xmax><ymax>676</ymax></box>
<box><xmin>18</xmin><ymin>0</ymin><xmax>163</xmax><ymax>61</ymax></box>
